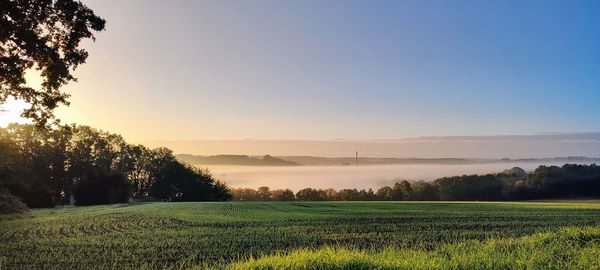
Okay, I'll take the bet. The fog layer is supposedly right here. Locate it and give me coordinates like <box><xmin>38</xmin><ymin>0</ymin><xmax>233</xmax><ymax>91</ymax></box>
<box><xmin>203</xmin><ymin>162</ymin><xmax>594</xmax><ymax>191</ymax></box>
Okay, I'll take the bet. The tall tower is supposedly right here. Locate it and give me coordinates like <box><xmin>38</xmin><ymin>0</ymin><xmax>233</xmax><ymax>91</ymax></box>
<box><xmin>356</xmin><ymin>151</ymin><xmax>358</xmax><ymax>166</ymax></box>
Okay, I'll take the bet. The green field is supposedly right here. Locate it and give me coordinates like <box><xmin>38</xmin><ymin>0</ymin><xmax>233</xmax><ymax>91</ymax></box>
<box><xmin>2</xmin><ymin>202</ymin><xmax>600</xmax><ymax>269</ymax></box>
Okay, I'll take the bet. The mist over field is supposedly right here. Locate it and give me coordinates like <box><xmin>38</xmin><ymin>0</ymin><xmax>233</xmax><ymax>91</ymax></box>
<box><xmin>166</xmin><ymin>133</ymin><xmax>600</xmax><ymax>191</ymax></box>
<box><xmin>202</xmin><ymin>161</ymin><xmax>596</xmax><ymax>191</ymax></box>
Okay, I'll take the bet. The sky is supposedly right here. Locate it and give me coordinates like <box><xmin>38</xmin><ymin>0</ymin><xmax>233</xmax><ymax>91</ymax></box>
<box><xmin>2</xmin><ymin>0</ymin><xmax>600</xmax><ymax>147</ymax></box>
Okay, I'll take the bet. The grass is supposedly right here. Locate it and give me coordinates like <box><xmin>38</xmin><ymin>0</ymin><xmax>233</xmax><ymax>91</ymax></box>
<box><xmin>229</xmin><ymin>227</ymin><xmax>600</xmax><ymax>270</ymax></box>
<box><xmin>2</xmin><ymin>201</ymin><xmax>600</xmax><ymax>269</ymax></box>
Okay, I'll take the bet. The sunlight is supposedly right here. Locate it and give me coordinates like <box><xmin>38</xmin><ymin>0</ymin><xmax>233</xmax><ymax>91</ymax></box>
<box><xmin>0</xmin><ymin>69</ymin><xmax>42</xmax><ymax>127</ymax></box>
<box><xmin>0</xmin><ymin>97</ymin><xmax>31</xmax><ymax>127</ymax></box>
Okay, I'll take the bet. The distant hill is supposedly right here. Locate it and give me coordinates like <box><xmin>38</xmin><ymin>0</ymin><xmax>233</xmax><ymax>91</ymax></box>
<box><xmin>177</xmin><ymin>154</ymin><xmax>600</xmax><ymax>166</ymax></box>
<box><xmin>277</xmin><ymin>156</ymin><xmax>600</xmax><ymax>166</ymax></box>
<box><xmin>278</xmin><ymin>156</ymin><xmax>474</xmax><ymax>166</ymax></box>
<box><xmin>176</xmin><ymin>154</ymin><xmax>299</xmax><ymax>166</ymax></box>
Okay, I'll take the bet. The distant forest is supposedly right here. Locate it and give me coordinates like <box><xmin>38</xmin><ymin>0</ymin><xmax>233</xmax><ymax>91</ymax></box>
<box><xmin>231</xmin><ymin>165</ymin><xmax>600</xmax><ymax>201</ymax></box>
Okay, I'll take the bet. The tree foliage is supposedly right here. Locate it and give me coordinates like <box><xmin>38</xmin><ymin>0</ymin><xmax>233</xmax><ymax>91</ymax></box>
<box><xmin>0</xmin><ymin>0</ymin><xmax>105</xmax><ymax>124</ymax></box>
<box><xmin>150</xmin><ymin>160</ymin><xmax>229</xmax><ymax>202</ymax></box>
<box><xmin>271</xmin><ymin>189</ymin><xmax>295</xmax><ymax>201</ymax></box>
<box><xmin>0</xmin><ymin>124</ymin><xmax>231</xmax><ymax>207</ymax></box>
<box><xmin>73</xmin><ymin>170</ymin><xmax>130</xmax><ymax>206</ymax></box>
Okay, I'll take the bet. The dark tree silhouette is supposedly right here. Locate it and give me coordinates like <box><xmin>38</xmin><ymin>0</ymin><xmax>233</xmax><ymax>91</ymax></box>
<box><xmin>150</xmin><ymin>160</ymin><xmax>230</xmax><ymax>202</ymax></box>
<box><xmin>271</xmin><ymin>189</ymin><xmax>295</xmax><ymax>201</ymax></box>
<box><xmin>1</xmin><ymin>124</ymin><xmax>232</xmax><ymax>207</ymax></box>
<box><xmin>411</xmin><ymin>182</ymin><xmax>438</xmax><ymax>200</ymax></box>
<box><xmin>0</xmin><ymin>0</ymin><xmax>105</xmax><ymax>124</ymax></box>
<box><xmin>376</xmin><ymin>186</ymin><xmax>393</xmax><ymax>200</ymax></box>
<box><xmin>296</xmin><ymin>188</ymin><xmax>327</xmax><ymax>201</ymax></box>
<box><xmin>73</xmin><ymin>170</ymin><xmax>130</xmax><ymax>206</ymax></box>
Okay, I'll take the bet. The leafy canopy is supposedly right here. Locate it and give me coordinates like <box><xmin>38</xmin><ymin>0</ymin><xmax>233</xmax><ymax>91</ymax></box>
<box><xmin>0</xmin><ymin>0</ymin><xmax>105</xmax><ymax>124</ymax></box>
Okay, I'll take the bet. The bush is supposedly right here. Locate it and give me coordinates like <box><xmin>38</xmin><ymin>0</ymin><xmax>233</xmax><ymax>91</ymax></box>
<box><xmin>0</xmin><ymin>189</ymin><xmax>29</xmax><ymax>214</ymax></box>
<box><xmin>73</xmin><ymin>170</ymin><xmax>130</xmax><ymax>206</ymax></box>
<box><xmin>0</xmin><ymin>174</ymin><xmax>55</xmax><ymax>208</ymax></box>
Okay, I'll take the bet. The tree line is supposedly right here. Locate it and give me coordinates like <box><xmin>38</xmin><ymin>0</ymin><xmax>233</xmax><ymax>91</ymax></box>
<box><xmin>0</xmin><ymin>124</ymin><xmax>229</xmax><ymax>210</ymax></box>
<box><xmin>231</xmin><ymin>165</ymin><xmax>600</xmax><ymax>201</ymax></box>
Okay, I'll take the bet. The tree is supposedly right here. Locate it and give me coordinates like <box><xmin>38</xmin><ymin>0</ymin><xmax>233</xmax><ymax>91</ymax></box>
<box><xmin>505</xmin><ymin>180</ymin><xmax>528</xmax><ymax>200</ymax></box>
<box><xmin>121</xmin><ymin>144</ymin><xmax>154</xmax><ymax>198</ymax></box>
<box><xmin>257</xmin><ymin>186</ymin><xmax>272</xmax><ymax>201</ymax></box>
<box><xmin>363</xmin><ymin>188</ymin><xmax>376</xmax><ymax>201</ymax></box>
<box><xmin>411</xmin><ymin>182</ymin><xmax>439</xmax><ymax>201</ymax></box>
<box><xmin>322</xmin><ymin>188</ymin><xmax>338</xmax><ymax>200</ymax></box>
<box><xmin>0</xmin><ymin>127</ymin><xmax>19</xmax><ymax>183</ymax></box>
<box><xmin>44</xmin><ymin>126</ymin><xmax>72</xmax><ymax>204</ymax></box>
<box><xmin>391</xmin><ymin>180</ymin><xmax>412</xmax><ymax>201</ymax></box>
<box><xmin>376</xmin><ymin>186</ymin><xmax>393</xmax><ymax>200</ymax></box>
<box><xmin>150</xmin><ymin>161</ymin><xmax>230</xmax><ymax>202</ymax></box>
<box><xmin>296</xmin><ymin>188</ymin><xmax>326</xmax><ymax>201</ymax></box>
<box><xmin>2</xmin><ymin>123</ymin><xmax>235</xmax><ymax>206</ymax></box>
<box><xmin>398</xmin><ymin>180</ymin><xmax>413</xmax><ymax>200</ymax></box>
<box><xmin>503</xmin><ymin>167</ymin><xmax>526</xmax><ymax>178</ymax></box>
<box><xmin>337</xmin><ymin>189</ymin><xmax>361</xmax><ymax>201</ymax></box>
<box><xmin>434</xmin><ymin>174</ymin><xmax>504</xmax><ymax>201</ymax></box>
<box><xmin>73</xmin><ymin>169</ymin><xmax>130</xmax><ymax>205</ymax></box>
<box><xmin>73</xmin><ymin>170</ymin><xmax>130</xmax><ymax>206</ymax></box>
<box><xmin>1</xmin><ymin>0</ymin><xmax>106</xmax><ymax>124</ymax></box>
<box><xmin>271</xmin><ymin>189</ymin><xmax>295</xmax><ymax>201</ymax></box>
<box><xmin>2</xmin><ymin>124</ymin><xmax>55</xmax><ymax>207</ymax></box>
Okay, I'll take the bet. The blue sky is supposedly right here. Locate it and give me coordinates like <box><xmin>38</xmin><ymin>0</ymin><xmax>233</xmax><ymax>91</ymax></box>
<box><xmin>41</xmin><ymin>0</ymin><xmax>600</xmax><ymax>140</ymax></box>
